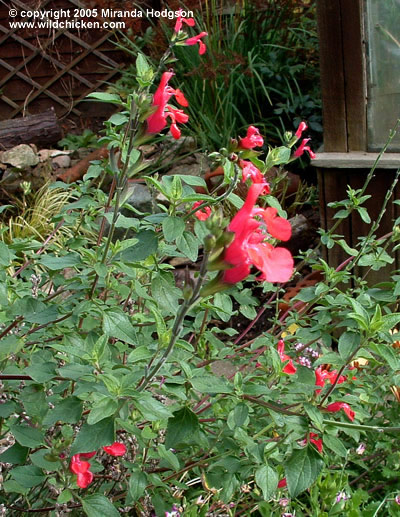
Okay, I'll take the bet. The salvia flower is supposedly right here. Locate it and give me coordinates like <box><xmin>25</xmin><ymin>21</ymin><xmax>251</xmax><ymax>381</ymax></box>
<box><xmin>174</xmin><ymin>10</ymin><xmax>195</xmax><ymax>33</ymax></box>
<box><xmin>278</xmin><ymin>339</ymin><xmax>297</xmax><ymax>375</ymax></box>
<box><xmin>192</xmin><ymin>201</ymin><xmax>211</xmax><ymax>221</ymax></box>
<box><xmin>239</xmin><ymin>125</ymin><xmax>264</xmax><ymax>149</ymax></box>
<box><xmin>356</xmin><ymin>443</ymin><xmax>366</xmax><ymax>455</ymax></box>
<box><xmin>222</xmin><ymin>183</ymin><xmax>293</xmax><ymax>284</ymax></box>
<box><xmin>325</xmin><ymin>401</ymin><xmax>355</xmax><ymax>421</ymax></box>
<box><xmin>315</xmin><ymin>366</ymin><xmax>347</xmax><ymax>394</ymax></box>
<box><xmin>309</xmin><ymin>433</ymin><xmax>323</xmax><ymax>453</ymax></box>
<box><xmin>294</xmin><ymin>138</ymin><xmax>316</xmax><ymax>159</ymax></box>
<box><xmin>295</xmin><ymin>121</ymin><xmax>308</xmax><ymax>139</ymax></box>
<box><xmin>146</xmin><ymin>71</ymin><xmax>189</xmax><ymax>139</ymax></box>
<box><xmin>103</xmin><ymin>441</ymin><xmax>127</xmax><ymax>457</ymax></box>
<box><xmin>240</xmin><ymin>160</ymin><xmax>269</xmax><ymax>189</ymax></box>
<box><xmin>185</xmin><ymin>32</ymin><xmax>208</xmax><ymax>55</ymax></box>
<box><xmin>278</xmin><ymin>478</ymin><xmax>287</xmax><ymax>488</ymax></box>
<box><xmin>69</xmin><ymin>454</ymin><xmax>94</xmax><ymax>489</ymax></box>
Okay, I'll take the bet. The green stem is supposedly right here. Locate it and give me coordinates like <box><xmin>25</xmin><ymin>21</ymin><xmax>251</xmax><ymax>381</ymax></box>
<box><xmin>323</xmin><ymin>419</ymin><xmax>400</xmax><ymax>432</ymax></box>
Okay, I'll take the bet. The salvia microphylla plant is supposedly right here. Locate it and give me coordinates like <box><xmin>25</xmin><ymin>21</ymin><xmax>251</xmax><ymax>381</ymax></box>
<box><xmin>2</xmin><ymin>8</ymin><xmax>400</xmax><ymax>517</ymax></box>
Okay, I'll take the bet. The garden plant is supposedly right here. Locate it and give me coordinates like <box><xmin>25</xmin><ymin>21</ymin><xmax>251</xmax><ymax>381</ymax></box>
<box><xmin>1</xmin><ymin>8</ymin><xmax>400</xmax><ymax>517</ymax></box>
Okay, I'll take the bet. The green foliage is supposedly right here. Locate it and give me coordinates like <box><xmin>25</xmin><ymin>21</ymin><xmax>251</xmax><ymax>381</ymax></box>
<box><xmin>58</xmin><ymin>129</ymin><xmax>100</xmax><ymax>150</ymax></box>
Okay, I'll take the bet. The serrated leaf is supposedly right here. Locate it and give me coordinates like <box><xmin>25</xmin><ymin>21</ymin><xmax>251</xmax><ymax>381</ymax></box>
<box><xmin>338</xmin><ymin>332</ymin><xmax>360</xmax><ymax>361</ymax></box>
<box><xmin>323</xmin><ymin>434</ymin><xmax>348</xmax><ymax>457</ymax></box>
<box><xmin>285</xmin><ymin>446</ymin><xmax>324</xmax><ymax>498</ymax></box>
<box><xmin>191</xmin><ymin>375</ymin><xmax>233</xmax><ymax>394</ymax></box>
<box><xmin>119</xmin><ymin>230</ymin><xmax>158</xmax><ymax>262</ymax></box>
<box><xmin>134</xmin><ymin>395</ymin><xmax>173</xmax><ymax>421</ymax></box>
<box><xmin>255</xmin><ymin>465</ymin><xmax>278</xmax><ymax>500</ymax></box>
<box><xmin>157</xmin><ymin>444</ymin><xmax>180</xmax><ymax>471</ymax></box>
<box><xmin>162</xmin><ymin>216</ymin><xmax>185</xmax><ymax>242</ymax></box>
<box><xmin>128</xmin><ymin>469</ymin><xmax>148</xmax><ymax>502</ymax></box>
<box><xmin>176</xmin><ymin>231</ymin><xmax>199</xmax><ymax>262</ymax></box>
<box><xmin>0</xmin><ymin>442</ymin><xmax>29</xmax><ymax>464</ymax></box>
<box><xmin>43</xmin><ymin>397</ymin><xmax>83</xmax><ymax>426</ymax></box>
<box><xmin>304</xmin><ymin>403</ymin><xmax>324</xmax><ymax>431</ymax></box>
<box><xmin>87</xmin><ymin>397</ymin><xmax>118</xmax><ymax>425</ymax></box>
<box><xmin>151</xmin><ymin>272</ymin><xmax>181</xmax><ymax>314</ymax></box>
<box><xmin>165</xmin><ymin>407</ymin><xmax>200</xmax><ymax>449</ymax></box>
<box><xmin>70</xmin><ymin>418</ymin><xmax>114</xmax><ymax>455</ymax></box>
<box><xmin>11</xmin><ymin>465</ymin><xmax>46</xmax><ymax>488</ymax></box>
<box><xmin>39</xmin><ymin>253</ymin><xmax>80</xmax><ymax>270</ymax></box>
<box><xmin>82</xmin><ymin>494</ymin><xmax>120</xmax><ymax>517</ymax></box>
<box><xmin>370</xmin><ymin>343</ymin><xmax>400</xmax><ymax>370</ymax></box>
<box><xmin>10</xmin><ymin>424</ymin><xmax>45</xmax><ymax>448</ymax></box>
<box><xmin>102</xmin><ymin>309</ymin><xmax>137</xmax><ymax>345</ymax></box>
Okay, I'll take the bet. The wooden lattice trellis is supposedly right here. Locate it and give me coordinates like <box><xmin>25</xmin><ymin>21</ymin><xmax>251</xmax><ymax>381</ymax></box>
<box><xmin>0</xmin><ymin>0</ymin><xmax>143</xmax><ymax>120</ymax></box>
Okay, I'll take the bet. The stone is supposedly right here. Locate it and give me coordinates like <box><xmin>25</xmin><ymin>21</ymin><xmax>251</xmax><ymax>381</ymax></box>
<box><xmin>1</xmin><ymin>144</ymin><xmax>39</xmax><ymax>169</ymax></box>
<box><xmin>52</xmin><ymin>154</ymin><xmax>71</xmax><ymax>169</ymax></box>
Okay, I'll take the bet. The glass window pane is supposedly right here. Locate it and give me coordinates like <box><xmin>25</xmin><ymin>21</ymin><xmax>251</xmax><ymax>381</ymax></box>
<box><xmin>365</xmin><ymin>0</ymin><xmax>400</xmax><ymax>151</ymax></box>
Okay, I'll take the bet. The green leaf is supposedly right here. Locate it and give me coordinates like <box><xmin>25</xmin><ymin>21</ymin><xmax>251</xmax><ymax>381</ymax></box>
<box><xmin>119</xmin><ymin>230</ymin><xmax>158</xmax><ymax>262</ymax></box>
<box><xmin>128</xmin><ymin>468</ymin><xmax>148</xmax><ymax>502</ymax></box>
<box><xmin>338</xmin><ymin>332</ymin><xmax>360</xmax><ymax>361</ymax></box>
<box><xmin>70</xmin><ymin>418</ymin><xmax>114</xmax><ymax>455</ymax></box>
<box><xmin>0</xmin><ymin>400</ymin><xmax>17</xmax><ymax>418</ymax></box>
<box><xmin>30</xmin><ymin>449</ymin><xmax>61</xmax><ymax>470</ymax></box>
<box><xmin>25</xmin><ymin>361</ymin><xmax>56</xmax><ymax>383</ymax></box>
<box><xmin>255</xmin><ymin>465</ymin><xmax>278</xmax><ymax>500</ymax></box>
<box><xmin>162</xmin><ymin>216</ymin><xmax>185</xmax><ymax>242</ymax></box>
<box><xmin>10</xmin><ymin>424</ymin><xmax>45</xmax><ymax>448</ymax></box>
<box><xmin>323</xmin><ymin>434</ymin><xmax>348</xmax><ymax>457</ymax></box>
<box><xmin>43</xmin><ymin>397</ymin><xmax>83</xmax><ymax>426</ymax></box>
<box><xmin>0</xmin><ymin>241</ymin><xmax>12</xmax><ymax>266</ymax></box>
<box><xmin>86</xmin><ymin>92</ymin><xmax>121</xmax><ymax>103</ymax></box>
<box><xmin>57</xmin><ymin>364</ymin><xmax>94</xmax><ymax>380</ymax></box>
<box><xmin>87</xmin><ymin>397</ymin><xmax>118</xmax><ymax>425</ymax></box>
<box><xmin>108</xmin><ymin>113</ymin><xmax>128</xmax><ymax>126</ymax></box>
<box><xmin>304</xmin><ymin>403</ymin><xmax>324</xmax><ymax>431</ymax></box>
<box><xmin>157</xmin><ymin>444</ymin><xmax>180</xmax><ymax>471</ymax></box>
<box><xmin>151</xmin><ymin>272</ymin><xmax>181</xmax><ymax>314</ymax></box>
<box><xmin>102</xmin><ymin>309</ymin><xmax>137</xmax><ymax>345</ymax></box>
<box><xmin>370</xmin><ymin>343</ymin><xmax>400</xmax><ymax>370</ymax></box>
<box><xmin>127</xmin><ymin>345</ymin><xmax>153</xmax><ymax>363</ymax></box>
<box><xmin>82</xmin><ymin>494</ymin><xmax>120</xmax><ymax>517</ymax></box>
<box><xmin>191</xmin><ymin>375</ymin><xmax>233</xmax><ymax>394</ymax></box>
<box><xmin>380</xmin><ymin>313</ymin><xmax>400</xmax><ymax>332</ymax></box>
<box><xmin>0</xmin><ymin>442</ymin><xmax>29</xmax><ymax>464</ymax></box>
<box><xmin>165</xmin><ymin>407</ymin><xmax>200</xmax><ymax>449</ymax></box>
<box><xmin>136</xmin><ymin>52</ymin><xmax>151</xmax><ymax>77</ymax></box>
<box><xmin>178</xmin><ymin>175</ymin><xmax>207</xmax><ymax>188</ymax></box>
<box><xmin>0</xmin><ymin>335</ymin><xmax>24</xmax><ymax>361</ymax></box>
<box><xmin>11</xmin><ymin>465</ymin><xmax>46</xmax><ymax>488</ymax></box>
<box><xmin>284</xmin><ymin>446</ymin><xmax>324</xmax><ymax>498</ymax></box>
<box><xmin>176</xmin><ymin>231</ymin><xmax>199</xmax><ymax>262</ymax></box>
<box><xmin>134</xmin><ymin>395</ymin><xmax>174</xmax><ymax>421</ymax></box>
<box><xmin>39</xmin><ymin>252</ymin><xmax>80</xmax><ymax>270</ymax></box>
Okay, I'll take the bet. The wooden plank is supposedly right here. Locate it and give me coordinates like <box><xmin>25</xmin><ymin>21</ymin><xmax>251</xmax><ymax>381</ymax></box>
<box><xmin>340</xmin><ymin>0</ymin><xmax>367</xmax><ymax>151</ymax></box>
<box><xmin>316</xmin><ymin>1</ymin><xmax>347</xmax><ymax>151</ymax></box>
<box><xmin>313</xmin><ymin>152</ymin><xmax>400</xmax><ymax>168</ymax></box>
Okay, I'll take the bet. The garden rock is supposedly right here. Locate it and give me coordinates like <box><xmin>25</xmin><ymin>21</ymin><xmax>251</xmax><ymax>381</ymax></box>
<box><xmin>1</xmin><ymin>144</ymin><xmax>39</xmax><ymax>169</ymax></box>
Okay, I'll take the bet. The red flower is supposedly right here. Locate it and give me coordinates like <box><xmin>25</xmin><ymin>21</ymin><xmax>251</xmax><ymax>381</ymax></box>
<box><xmin>315</xmin><ymin>366</ymin><xmax>347</xmax><ymax>394</ymax></box>
<box><xmin>69</xmin><ymin>454</ymin><xmax>94</xmax><ymax>489</ymax></box>
<box><xmin>325</xmin><ymin>402</ymin><xmax>355</xmax><ymax>421</ymax></box>
<box><xmin>79</xmin><ymin>451</ymin><xmax>96</xmax><ymax>459</ymax></box>
<box><xmin>222</xmin><ymin>183</ymin><xmax>293</xmax><ymax>284</ymax></box>
<box><xmin>278</xmin><ymin>478</ymin><xmax>287</xmax><ymax>488</ymax></box>
<box><xmin>174</xmin><ymin>10</ymin><xmax>195</xmax><ymax>32</ymax></box>
<box><xmin>294</xmin><ymin>138</ymin><xmax>316</xmax><ymax>160</ymax></box>
<box><xmin>309</xmin><ymin>433</ymin><xmax>323</xmax><ymax>453</ymax></box>
<box><xmin>146</xmin><ymin>72</ymin><xmax>189</xmax><ymax>139</ymax></box>
<box><xmin>239</xmin><ymin>126</ymin><xmax>264</xmax><ymax>149</ymax></box>
<box><xmin>277</xmin><ymin>339</ymin><xmax>297</xmax><ymax>374</ymax></box>
<box><xmin>240</xmin><ymin>160</ymin><xmax>269</xmax><ymax>191</ymax></box>
<box><xmin>192</xmin><ymin>201</ymin><xmax>211</xmax><ymax>221</ymax></box>
<box><xmin>185</xmin><ymin>32</ymin><xmax>208</xmax><ymax>55</ymax></box>
<box><xmin>295</xmin><ymin>121</ymin><xmax>308</xmax><ymax>139</ymax></box>
<box><xmin>103</xmin><ymin>441</ymin><xmax>127</xmax><ymax>457</ymax></box>
<box><xmin>257</xmin><ymin>207</ymin><xmax>292</xmax><ymax>241</ymax></box>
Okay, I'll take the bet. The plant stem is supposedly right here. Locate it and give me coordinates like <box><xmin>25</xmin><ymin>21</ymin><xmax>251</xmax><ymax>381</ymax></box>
<box><xmin>322</xmin><ymin>419</ymin><xmax>400</xmax><ymax>432</ymax></box>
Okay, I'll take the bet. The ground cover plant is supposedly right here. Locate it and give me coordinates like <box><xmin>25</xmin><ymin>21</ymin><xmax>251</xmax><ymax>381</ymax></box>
<box><xmin>1</xmin><ymin>8</ymin><xmax>400</xmax><ymax>517</ymax></box>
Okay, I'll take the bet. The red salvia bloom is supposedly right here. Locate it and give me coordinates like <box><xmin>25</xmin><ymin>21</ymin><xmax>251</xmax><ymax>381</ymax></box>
<box><xmin>103</xmin><ymin>441</ymin><xmax>127</xmax><ymax>457</ymax></box>
<box><xmin>277</xmin><ymin>339</ymin><xmax>297</xmax><ymax>374</ymax></box>
<box><xmin>240</xmin><ymin>160</ymin><xmax>269</xmax><ymax>190</ymax></box>
<box><xmin>325</xmin><ymin>401</ymin><xmax>355</xmax><ymax>421</ymax></box>
<box><xmin>79</xmin><ymin>451</ymin><xmax>96</xmax><ymax>459</ymax></box>
<box><xmin>192</xmin><ymin>201</ymin><xmax>211</xmax><ymax>221</ymax></box>
<box><xmin>294</xmin><ymin>138</ymin><xmax>316</xmax><ymax>159</ymax></box>
<box><xmin>309</xmin><ymin>433</ymin><xmax>323</xmax><ymax>453</ymax></box>
<box><xmin>278</xmin><ymin>478</ymin><xmax>287</xmax><ymax>488</ymax></box>
<box><xmin>315</xmin><ymin>366</ymin><xmax>347</xmax><ymax>394</ymax></box>
<box><xmin>174</xmin><ymin>10</ymin><xmax>195</xmax><ymax>32</ymax></box>
<box><xmin>69</xmin><ymin>454</ymin><xmax>94</xmax><ymax>489</ymax></box>
<box><xmin>222</xmin><ymin>183</ymin><xmax>293</xmax><ymax>284</ymax></box>
<box><xmin>146</xmin><ymin>72</ymin><xmax>189</xmax><ymax>139</ymax></box>
<box><xmin>295</xmin><ymin>121</ymin><xmax>308</xmax><ymax>139</ymax></box>
<box><xmin>185</xmin><ymin>32</ymin><xmax>208</xmax><ymax>55</ymax></box>
<box><xmin>239</xmin><ymin>125</ymin><xmax>264</xmax><ymax>149</ymax></box>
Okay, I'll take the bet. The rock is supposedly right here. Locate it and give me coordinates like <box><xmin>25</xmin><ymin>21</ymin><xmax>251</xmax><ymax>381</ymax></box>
<box><xmin>122</xmin><ymin>181</ymin><xmax>155</xmax><ymax>214</ymax></box>
<box><xmin>38</xmin><ymin>149</ymin><xmax>73</xmax><ymax>162</ymax></box>
<box><xmin>52</xmin><ymin>154</ymin><xmax>71</xmax><ymax>169</ymax></box>
<box><xmin>166</xmin><ymin>153</ymin><xmax>208</xmax><ymax>178</ymax></box>
<box><xmin>1</xmin><ymin>144</ymin><xmax>39</xmax><ymax>169</ymax></box>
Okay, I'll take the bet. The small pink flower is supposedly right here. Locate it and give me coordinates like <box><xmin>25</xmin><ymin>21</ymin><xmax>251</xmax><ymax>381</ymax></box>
<box><xmin>174</xmin><ymin>10</ymin><xmax>195</xmax><ymax>33</ymax></box>
<box><xmin>295</xmin><ymin>121</ymin><xmax>308</xmax><ymax>139</ymax></box>
<box><xmin>395</xmin><ymin>494</ymin><xmax>400</xmax><ymax>505</ymax></box>
<box><xmin>240</xmin><ymin>160</ymin><xmax>269</xmax><ymax>192</ymax></box>
<box><xmin>325</xmin><ymin>402</ymin><xmax>355</xmax><ymax>421</ymax></box>
<box><xmin>239</xmin><ymin>126</ymin><xmax>264</xmax><ymax>149</ymax></box>
<box><xmin>294</xmin><ymin>138</ymin><xmax>316</xmax><ymax>159</ymax></box>
<box><xmin>103</xmin><ymin>441</ymin><xmax>127</xmax><ymax>457</ymax></box>
<box><xmin>356</xmin><ymin>443</ymin><xmax>366</xmax><ymax>455</ymax></box>
<box><xmin>185</xmin><ymin>32</ymin><xmax>208</xmax><ymax>55</ymax></box>
<box><xmin>192</xmin><ymin>201</ymin><xmax>211</xmax><ymax>221</ymax></box>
